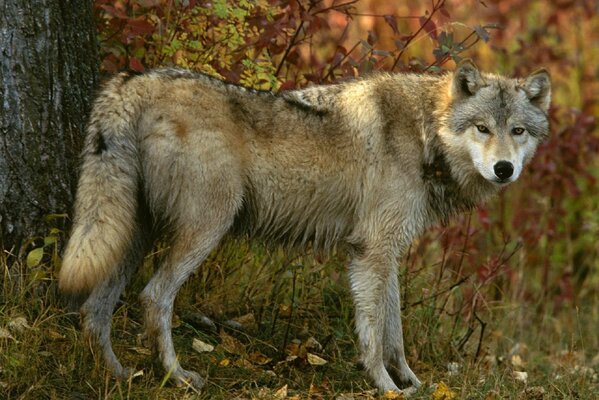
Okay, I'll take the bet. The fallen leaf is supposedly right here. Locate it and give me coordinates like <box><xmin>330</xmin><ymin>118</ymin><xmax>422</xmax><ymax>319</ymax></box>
<box><xmin>47</xmin><ymin>329</ymin><xmax>65</xmax><ymax>340</ymax></box>
<box><xmin>130</xmin><ymin>346</ymin><xmax>152</xmax><ymax>356</ymax></box>
<box><xmin>513</xmin><ymin>371</ymin><xmax>528</xmax><ymax>383</ymax></box>
<box><xmin>8</xmin><ymin>317</ymin><xmax>31</xmax><ymax>334</ymax></box>
<box><xmin>233</xmin><ymin>313</ymin><xmax>256</xmax><ymax>327</ymax></box>
<box><xmin>192</xmin><ymin>338</ymin><xmax>214</xmax><ymax>353</ymax></box>
<box><xmin>274</xmin><ymin>384</ymin><xmax>288</xmax><ymax>399</ymax></box>
<box><xmin>383</xmin><ymin>390</ymin><xmax>405</xmax><ymax>399</ymax></box>
<box><xmin>304</xmin><ymin>336</ymin><xmax>322</xmax><ymax>351</ymax></box>
<box><xmin>523</xmin><ymin>386</ymin><xmax>546</xmax><ymax>399</ymax></box>
<box><xmin>234</xmin><ymin>358</ymin><xmax>254</xmax><ymax>368</ymax></box>
<box><xmin>0</xmin><ymin>327</ymin><xmax>15</xmax><ymax>341</ymax></box>
<box><xmin>219</xmin><ymin>330</ymin><xmax>245</xmax><ymax>355</ymax></box>
<box><xmin>219</xmin><ymin>358</ymin><xmax>231</xmax><ymax>367</ymax></box>
<box><xmin>307</xmin><ymin>353</ymin><xmax>327</xmax><ymax>366</ymax></box>
<box><xmin>248</xmin><ymin>351</ymin><xmax>272</xmax><ymax>365</ymax></box>
<box><xmin>132</xmin><ymin>370</ymin><xmax>144</xmax><ymax>378</ymax></box>
<box><xmin>432</xmin><ymin>381</ymin><xmax>457</xmax><ymax>400</ymax></box>
<box><xmin>279</xmin><ymin>304</ymin><xmax>292</xmax><ymax>318</ymax></box>
<box><xmin>511</xmin><ymin>354</ymin><xmax>525</xmax><ymax>368</ymax></box>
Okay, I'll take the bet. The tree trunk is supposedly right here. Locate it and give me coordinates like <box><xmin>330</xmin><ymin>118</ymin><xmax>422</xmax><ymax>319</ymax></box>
<box><xmin>0</xmin><ymin>0</ymin><xmax>98</xmax><ymax>253</ymax></box>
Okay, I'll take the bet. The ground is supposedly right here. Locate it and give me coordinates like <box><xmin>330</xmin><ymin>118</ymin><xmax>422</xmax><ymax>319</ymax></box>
<box><xmin>1</xmin><ymin>240</ymin><xmax>598</xmax><ymax>399</ymax></box>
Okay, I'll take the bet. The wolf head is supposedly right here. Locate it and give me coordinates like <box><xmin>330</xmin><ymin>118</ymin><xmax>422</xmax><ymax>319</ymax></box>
<box><xmin>439</xmin><ymin>60</ymin><xmax>551</xmax><ymax>186</ymax></box>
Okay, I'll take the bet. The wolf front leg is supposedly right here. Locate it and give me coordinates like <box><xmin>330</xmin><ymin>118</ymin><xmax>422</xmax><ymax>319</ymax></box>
<box><xmin>383</xmin><ymin>269</ymin><xmax>421</xmax><ymax>389</ymax></box>
<box><xmin>348</xmin><ymin>246</ymin><xmax>418</xmax><ymax>394</ymax></box>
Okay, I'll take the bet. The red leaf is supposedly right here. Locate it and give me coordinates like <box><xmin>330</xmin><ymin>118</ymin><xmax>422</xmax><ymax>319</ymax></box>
<box><xmin>384</xmin><ymin>15</ymin><xmax>399</xmax><ymax>35</ymax></box>
<box><xmin>129</xmin><ymin>57</ymin><xmax>145</xmax><ymax>72</ymax></box>
<box><xmin>126</xmin><ymin>18</ymin><xmax>155</xmax><ymax>36</ymax></box>
<box><xmin>419</xmin><ymin>16</ymin><xmax>438</xmax><ymax>40</ymax></box>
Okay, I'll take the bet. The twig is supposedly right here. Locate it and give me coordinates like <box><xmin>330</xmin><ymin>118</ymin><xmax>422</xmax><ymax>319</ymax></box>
<box><xmin>404</xmin><ymin>274</ymin><xmax>471</xmax><ymax>309</ymax></box>
<box><xmin>391</xmin><ymin>0</ymin><xmax>446</xmax><ymax>70</ymax></box>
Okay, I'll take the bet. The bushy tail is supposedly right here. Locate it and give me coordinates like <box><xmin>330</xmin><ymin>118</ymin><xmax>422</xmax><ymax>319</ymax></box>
<box><xmin>59</xmin><ymin>73</ymin><xmax>143</xmax><ymax>295</ymax></box>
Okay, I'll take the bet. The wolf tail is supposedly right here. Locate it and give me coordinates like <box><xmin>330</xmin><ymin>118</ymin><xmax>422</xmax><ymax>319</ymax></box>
<box><xmin>59</xmin><ymin>72</ymin><xmax>144</xmax><ymax>295</ymax></box>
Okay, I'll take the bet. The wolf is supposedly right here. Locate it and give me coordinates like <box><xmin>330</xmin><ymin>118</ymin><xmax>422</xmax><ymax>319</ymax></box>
<box><xmin>58</xmin><ymin>60</ymin><xmax>550</xmax><ymax>394</ymax></box>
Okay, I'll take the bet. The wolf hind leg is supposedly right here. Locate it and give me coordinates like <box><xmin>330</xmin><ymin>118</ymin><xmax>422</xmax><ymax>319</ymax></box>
<box><xmin>383</xmin><ymin>272</ymin><xmax>421</xmax><ymax>389</ymax></box>
<box><xmin>140</xmin><ymin>221</ymin><xmax>233</xmax><ymax>389</ymax></box>
<box><xmin>81</xmin><ymin>225</ymin><xmax>152</xmax><ymax>379</ymax></box>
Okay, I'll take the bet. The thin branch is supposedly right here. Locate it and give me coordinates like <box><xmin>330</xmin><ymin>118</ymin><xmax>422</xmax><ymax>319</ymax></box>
<box><xmin>391</xmin><ymin>0</ymin><xmax>446</xmax><ymax>70</ymax></box>
<box><xmin>404</xmin><ymin>274</ymin><xmax>471</xmax><ymax>309</ymax></box>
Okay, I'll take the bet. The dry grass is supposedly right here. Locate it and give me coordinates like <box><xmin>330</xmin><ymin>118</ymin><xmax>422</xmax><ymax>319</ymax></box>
<box><xmin>1</xmin><ymin>239</ymin><xmax>598</xmax><ymax>400</ymax></box>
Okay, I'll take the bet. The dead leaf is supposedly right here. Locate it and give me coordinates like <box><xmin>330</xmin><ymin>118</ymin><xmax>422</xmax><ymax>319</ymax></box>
<box><xmin>307</xmin><ymin>353</ymin><xmax>327</xmax><ymax>366</ymax></box>
<box><xmin>432</xmin><ymin>382</ymin><xmax>457</xmax><ymax>400</ymax></box>
<box><xmin>513</xmin><ymin>371</ymin><xmax>528</xmax><ymax>383</ymax></box>
<box><xmin>511</xmin><ymin>354</ymin><xmax>525</xmax><ymax>368</ymax></box>
<box><xmin>192</xmin><ymin>338</ymin><xmax>214</xmax><ymax>353</ymax></box>
<box><xmin>383</xmin><ymin>390</ymin><xmax>405</xmax><ymax>399</ymax></box>
<box><xmin>130</xmin><ymin>346</ymin><xmax>152</xmax><ymax>356</ymax></box>
<box><xmin>47</xmin><ymin>329</ymin><xmax>65</xmax><ymax>340</ymax></box>
<box><xmin>523</xmin><ymin>386</ymin><xmax>546</xmax><ymax>399</ymax></box>
<box><xmin>248</xmin><ymin>351</ymin><xmax>272</xmax><ymax>365</ymax></box>
<box><xmin>0</xmin><ymin>327</ymin><xmax>15</xmax><ymax>341</ymax></box>
<box><xmin>233</xmin><ymin>313</ymin><xmax>256</xmax><ymax>327</ymax></box>
<box><xmin>274</xmin><ymin>384</ymin><xmax>287</xmax><ymax>399</ymax></box>
<box><xmin>219</xmin><ymin>330</ymin><xmax>245</xmax><ymax>355</ymax></box>
<box><xmin>278</xmin><ymin>304</ymin><xmax>292</xmax><ymax>318</ymax></box>
<box><xmin>7</xmin><ymin>317</ymin><xmax>30</xmax><ymax>334</ymax></box>
<box><xmin>234</xmin><ymin>358</ymin><xmax>254</xmax><ymax>368</ymax></box>
<box><xmin>304</xmin><ymin>336</ymin><xmax>322</xmax><ymax>351</ymax></box>
<box><xmin>219</xmin><ymin>358</ymin><xmax>231</xmax><ymax>367</ymax></box>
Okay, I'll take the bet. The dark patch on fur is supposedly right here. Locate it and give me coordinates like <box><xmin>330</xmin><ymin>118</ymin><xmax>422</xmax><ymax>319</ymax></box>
<box><xmin>122</xmin><ymin>70</ymin><xmax>144</xmax><ymax>83</ymax></box>
<box><xmin>282</xmin><ymin>97</ymin><xmax>329</xmax><ymax>118</ymax></box>
<box><xmin>422</xmin><ymin>144</ymin><xmax>476</xmax><ymax>224</ymax></box>
<box><xmin>228</xmin><ymin>97</ymin><xmax>262</xmax><ymax>133</ymax></box>
<box><xmin>95</xmin><ymin>133</ymin><xmax>107</xmax><ymax>155</ymax></box>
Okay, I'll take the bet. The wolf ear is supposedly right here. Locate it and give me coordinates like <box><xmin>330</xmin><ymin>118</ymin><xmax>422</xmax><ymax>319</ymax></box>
<box><xmin>452</xmin><ymin>59</ymin><xmax>485</xmax><ymax>98</ymax></box>
<box><xmin>523</xmin><ymin>68</ymin><xmax>551</xmax><ymax>112</ymax></box>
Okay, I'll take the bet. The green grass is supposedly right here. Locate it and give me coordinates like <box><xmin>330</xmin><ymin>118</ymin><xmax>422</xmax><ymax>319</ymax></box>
<box><xmin>1</xmin><ymin>240</ymin><xmax>598</xmax><ymax>399</ymax></box>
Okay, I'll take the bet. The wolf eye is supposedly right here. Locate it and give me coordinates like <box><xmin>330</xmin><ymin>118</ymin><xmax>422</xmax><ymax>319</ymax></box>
<box><xmin>476</xmin><ymin>125</ymin><xmax>490</xmax><ymax>134</ymax></box>
<box><xmin>512</xmin><ymin>127</ymin><xmax>525</xmax><ymax>135</ymax></box>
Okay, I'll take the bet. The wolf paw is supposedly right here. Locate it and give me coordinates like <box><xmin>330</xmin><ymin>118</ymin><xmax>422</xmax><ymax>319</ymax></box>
<box><xmin>387</xmin><ymin>364</ymin><xmax>422</xmax><ymax>389</ymax></box>
<box><xmin>172</xmin><ymin>368</ymin><xmax>205</xmax><ymax>390</ymax></box>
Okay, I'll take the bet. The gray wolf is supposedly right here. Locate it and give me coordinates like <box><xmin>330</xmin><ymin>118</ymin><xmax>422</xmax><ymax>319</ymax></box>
<box><xmin>58</xmin><ymin>60</ymin><xmax>551</xmax><ymax>394</ymax></box>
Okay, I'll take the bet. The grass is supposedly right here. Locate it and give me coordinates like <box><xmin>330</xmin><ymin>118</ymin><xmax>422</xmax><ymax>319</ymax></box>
<box><xmin>1</xmin><ymin>237</ymin><xmax>598</xmax><ymax>400</ymax></box>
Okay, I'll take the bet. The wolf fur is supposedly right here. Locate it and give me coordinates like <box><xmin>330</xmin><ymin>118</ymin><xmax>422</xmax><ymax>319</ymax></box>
<box><xmin>59</xmin><ymin>60</ymin><xmax>550</xmax><ymax>393</ymax></box>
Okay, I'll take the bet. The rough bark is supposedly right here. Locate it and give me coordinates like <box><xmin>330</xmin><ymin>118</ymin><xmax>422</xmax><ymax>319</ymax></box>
<box><xmin>0</xmin><ymin>0</ymin><xmax>98</xmax><ymax>252</ymax></box>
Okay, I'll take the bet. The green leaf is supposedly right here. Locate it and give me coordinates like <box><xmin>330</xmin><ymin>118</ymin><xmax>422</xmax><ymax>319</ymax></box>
<box><xmin>44</xmin><ymin>235</ymin><xmax>57</xmax><ymax>246</ymax></box>
<box><xmin>26</xmin><ymin>247</ymin><xmax>44</xmax><ymax>268</ymax></box>
<box><xmin>214</xmin><ymin>0</ymin><xmax>228</xmax><ymax>18</ymax></box>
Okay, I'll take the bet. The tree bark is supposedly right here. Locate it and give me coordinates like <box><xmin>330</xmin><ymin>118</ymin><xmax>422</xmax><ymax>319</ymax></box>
<box><xmin>0</xmin><ymin>0</ymin><xmax>98</xmax><ymax>252</ymax></box>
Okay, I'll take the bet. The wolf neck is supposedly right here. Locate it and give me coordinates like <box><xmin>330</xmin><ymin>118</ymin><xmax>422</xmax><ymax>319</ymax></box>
<box><xmin>422</xmin><ymin>134</ymin><xmax>498</xmax><ymax>224</ymax></box>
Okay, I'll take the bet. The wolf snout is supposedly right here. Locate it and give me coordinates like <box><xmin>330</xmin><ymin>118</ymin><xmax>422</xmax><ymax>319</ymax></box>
<box><xmin>493</xmin><ymin>160</ymin><xmax>514</xmax><ymax>180</ymax></box>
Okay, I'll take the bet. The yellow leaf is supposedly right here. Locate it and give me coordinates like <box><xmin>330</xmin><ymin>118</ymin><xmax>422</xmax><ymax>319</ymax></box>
<box><xmin>432</xmin><ymin>382</ymin><xmax>457</xmax><ymax>400</ymax></box>
<box><xmin>274</xmin><ymin>384</ymin><xmax>287</xmax><ymax>399</ymax></box>
<box><xmin>248</xmin><ymin>351</ymin><xmax>272</xmax><ymax>365</ymax></box>
<box><xmin>306</xmin><ymin>353</ymin><xmax>327</xmax><ymax>366</ymax></box>
<box><xmin>219</xmin><ymin>358</ymin><xmax>231</xmax><ymax>366</ymax></box>
<box><xmin>383</xmin><ymin>390</ymin><xmax>405</xmax><ymax>399</ymax></box>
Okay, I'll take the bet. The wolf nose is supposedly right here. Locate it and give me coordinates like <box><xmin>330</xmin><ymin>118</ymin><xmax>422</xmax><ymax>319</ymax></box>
<box><xmin>494</xmin><ymin>161</ymin><xmax>514</xmax><ymax>180</ymax></box>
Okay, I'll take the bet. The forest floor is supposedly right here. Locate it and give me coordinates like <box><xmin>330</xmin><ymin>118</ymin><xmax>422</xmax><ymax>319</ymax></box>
<box><xmin>1</xmin><ymin>242</ymin><xmax>598</xmax><ymax>399</ymax></box>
